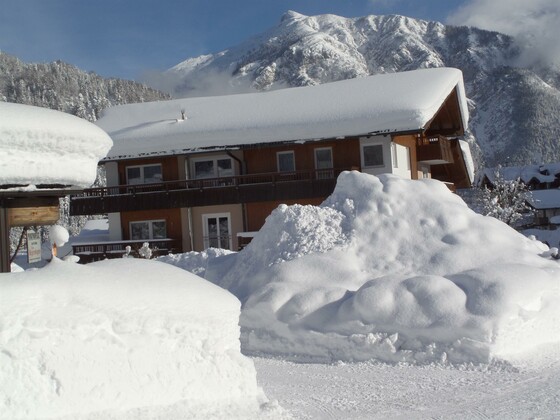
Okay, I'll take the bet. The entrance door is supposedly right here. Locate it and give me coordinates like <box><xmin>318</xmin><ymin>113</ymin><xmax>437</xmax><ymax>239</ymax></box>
<box><xmin>203</xmin><ymin>213</ymin><xmax>231</xmax><ymax>249</ymax></box>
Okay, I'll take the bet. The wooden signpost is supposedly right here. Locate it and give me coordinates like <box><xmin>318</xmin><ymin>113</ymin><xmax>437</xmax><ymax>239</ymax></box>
<box><xmin>0</xmin><ymin>191</ymin><xmax>77</xmax><ymax>273</ymax></box>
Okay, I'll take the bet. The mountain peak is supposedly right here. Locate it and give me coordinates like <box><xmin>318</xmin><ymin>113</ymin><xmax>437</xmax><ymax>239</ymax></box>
<box><xmin>281</xmin><ymin>10</ymin><xmax>307</xmax><ymax>23</ymax></box>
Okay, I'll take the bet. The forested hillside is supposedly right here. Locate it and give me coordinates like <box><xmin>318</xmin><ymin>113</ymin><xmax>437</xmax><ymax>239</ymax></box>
<box><xmin>0</xmin><ymin>51</ymin><xmax>169</xmax><ymax>122</ymax></box>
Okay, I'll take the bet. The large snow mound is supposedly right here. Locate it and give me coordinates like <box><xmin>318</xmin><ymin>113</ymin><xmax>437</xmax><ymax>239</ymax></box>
<box><xmin>0</xmin><ymin>258</ymin><xmax>273</xmax><ymax>419</ymax></box>
<box><xmin>195</xmin><ymin>172</ymin><xmax>560</xmax><ymax>364</ymax></box>
<box><xmin>0</xmin><ymin>102</ymin><xmax>112</xmax><ymax>188</ymax></box>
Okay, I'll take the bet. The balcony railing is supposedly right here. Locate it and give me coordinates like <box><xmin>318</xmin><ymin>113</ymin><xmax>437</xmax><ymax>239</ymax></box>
<box><xmin>70</xmin><ymin>168</ymin><xmax>348</xmax><ymax>216</ymax></box>
<box><xmin>416</xmin><ymin>135</ymin><xmax>454</xmax><ymax>164</ymax></box>
<box><xmin>72</xmin><ymin>238</ymin><xmax>178</xmax><ymax>263</ymax></box>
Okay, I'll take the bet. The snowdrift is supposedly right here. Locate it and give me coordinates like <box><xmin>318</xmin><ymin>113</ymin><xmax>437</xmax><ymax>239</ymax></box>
<box><xmin>190</xmin><ymin>172</ymin><xmax>560</xmax><ymax>364</ymax></box>
<box><xmin>0</xmin><ymin>259</ymin><xmax>272</xmax><ymax>419</ymax></box>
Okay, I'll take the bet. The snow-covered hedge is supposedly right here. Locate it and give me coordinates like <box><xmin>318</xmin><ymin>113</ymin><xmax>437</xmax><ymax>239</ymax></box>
<box><xmin>0</xmin><ymin>259</ymin><xmax>273</xmax><ymax>419</ymax></box>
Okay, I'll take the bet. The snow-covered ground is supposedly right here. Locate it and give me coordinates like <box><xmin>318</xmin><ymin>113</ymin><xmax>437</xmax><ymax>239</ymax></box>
<box><xmin>162</xmin><ymin>172</ymin><xmax>560</xmax><ymax>365</ymax></box>
<box><xmin>3</xmin><ymin>172</ymin><xmax>559</xmax><ymax>418</ymax></box>
<box><xmin>255</xmin><ymin>342</ymin><xmax>560</xmax><ymax>419</ymax></box>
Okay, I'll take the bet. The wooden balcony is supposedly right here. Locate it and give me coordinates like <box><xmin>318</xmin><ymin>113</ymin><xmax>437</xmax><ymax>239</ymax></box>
<box><xmin>70</xmin><ymin>168</ymin><xmax>347</xmax><ymax>216</ymax></box>
<box><xmin>416</xmin><ymin>135</ymin><xmax>454</xmax><ymax>165</ymax></box>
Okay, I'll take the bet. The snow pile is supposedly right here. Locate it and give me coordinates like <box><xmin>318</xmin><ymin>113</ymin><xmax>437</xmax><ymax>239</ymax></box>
<box><xmin>159</xmin><ymin>247</ymin><xmax>235</xmax><ymax>278</ymax></box>
<box><xmin>196</xmin><ymin>172</ymin><xmax>560</xmax><ymax>364</ymax></box>
<box><xmin>0</xmin><ymin>258</ymin><xmax>276</xmax><ymax>419</ymax></box>
<box><xmin>0</xmin><ymin>102</ymin><xmax>112</xmax><ymax>188</ymax></box>
<box><xmin>48</xmin><ymin>225</ymin><xmax>69</xmax><ymax>247</ymax></box>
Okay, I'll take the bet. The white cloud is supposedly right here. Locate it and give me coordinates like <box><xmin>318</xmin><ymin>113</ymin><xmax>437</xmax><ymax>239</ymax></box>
<box><xmin>448</xmin><ymin>0</ymin><xmax>560</xmax><ymax>67</ymax></box>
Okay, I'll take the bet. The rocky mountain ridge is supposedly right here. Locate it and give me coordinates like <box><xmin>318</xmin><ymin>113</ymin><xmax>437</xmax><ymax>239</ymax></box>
<box><xmin>164</xmin><ymin>11</ymin><xmax>560</xmax><ymax>169</ymax></box>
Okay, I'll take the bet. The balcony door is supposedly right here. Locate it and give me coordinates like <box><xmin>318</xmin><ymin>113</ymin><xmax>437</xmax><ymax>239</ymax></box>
<box><xmin>202</xmin><ymin>213</ymin><xmax>232</xmax><ymax>250</ymax></box>
<box><xmin>314</xmin><ymin>147</ymin><xmax>333</xmax><ymax>179</ymax></box>
<box><xmin>126</xmin><ymin>164</ymin><xmax>162</xmax><ymax>185</ymax></box>
<box><xmin>191</xmin><ymin>156</ymin><xmax>234</xmax><ymax>179</ymax></box>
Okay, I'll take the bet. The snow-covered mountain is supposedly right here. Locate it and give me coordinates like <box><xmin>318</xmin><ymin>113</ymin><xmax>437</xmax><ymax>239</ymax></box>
<box><xmin>0</xmin><ymin>52</ymin><xmax>170</xmax><ymax>122</ymax></box>
<box><xmin>163</xmin><ymin>11</ymin><xmax>560</xmax><ymax>168</ymax></box>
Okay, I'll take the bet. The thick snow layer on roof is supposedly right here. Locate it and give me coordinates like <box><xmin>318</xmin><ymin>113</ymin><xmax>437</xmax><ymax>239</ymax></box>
<box><xmin>98</xmin><ymin>68</ymin><xmax>468</xmax><ymax>160</ymax></box>
<box><xmin>459</xmin><ymin>139</ymin><xmax>475</xmax><ymax>183</ymax></box>
<box><xmin>163</xmin><ymin>172</ymin><xmax>560</xmax><ymax>364</ymax></box>
<box><xmin>527</xmin><ymin>189</ymin><xmax>560</xmax><ymax>209</ymax></box>
<box><xmin>0</xmin><ymin>258</ymin><xmax>276</xmax><ymax>419</ymax></box>
<box><xmin>0</xmin><ymin>102</ymin><xmax>112</xmax><ymax>188</ymax></box>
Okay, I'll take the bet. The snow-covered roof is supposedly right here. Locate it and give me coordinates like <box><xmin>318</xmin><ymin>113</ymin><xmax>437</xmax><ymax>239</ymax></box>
<box><xmin>527</xmin><ymin>189</ymin><xmax>560</xmax><ymax>210</ymax></box>
<box><xmin>481</xmin><ymin>163</ymin><xmax>560</xmax><ymax>186</ymax></box>
<box><xmin>0</xmin><ymin>102</ymin><xmax>113</xmax><ymax>189</ymax></box>
<box><xmin>97</xmin><ymin>68</ymin><xmax>468</xmax><ymax>160</ymax></box>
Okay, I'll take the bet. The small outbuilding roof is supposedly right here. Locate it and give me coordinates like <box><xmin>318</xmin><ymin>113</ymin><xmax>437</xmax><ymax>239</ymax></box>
<box><xmin>526</xmin><ymin>189</ymin><xmax>560</xmax><ymax>210</ymax></box>
<box><xmin>0</xmin><ymin>102</ymin><xmax>113</xmax><ymax>189</ymax></box>
<box><xmin>97</xmin><ymin>67</ymin><xmax>469</xmax><ymax>160</ymax></box>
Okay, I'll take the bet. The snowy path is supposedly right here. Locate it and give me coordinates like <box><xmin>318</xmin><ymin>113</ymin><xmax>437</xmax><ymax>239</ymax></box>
<box><xmin>253</xmin><ymin>344</ymin><xmax>560</xmax><ymax>419</ymax></box>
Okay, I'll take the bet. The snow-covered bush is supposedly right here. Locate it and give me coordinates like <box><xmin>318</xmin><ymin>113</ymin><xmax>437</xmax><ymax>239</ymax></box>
<box><xmin>479</xmin><ymin>166</ymin><xmax>534</xmax><ymax>226</ymax></box>
<box><xmin>138</xmin><ymin>242</ymin><xmax>153</xmax><ymax>259</ymax></box>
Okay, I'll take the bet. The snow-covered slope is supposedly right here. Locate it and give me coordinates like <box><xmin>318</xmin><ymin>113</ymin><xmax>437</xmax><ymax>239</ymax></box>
<box><xmin>162</xmin><ymin>11</ymin><xmax>560</xmax><ymax>168</ymax></box>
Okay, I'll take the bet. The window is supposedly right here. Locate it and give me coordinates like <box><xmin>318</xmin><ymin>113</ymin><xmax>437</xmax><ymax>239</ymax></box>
<box><xmin>314</xmin><ymin>147</ymin><xmax>333</xmax><ymax>179</ymax></box>
<box><xmin>192</xmin><ymin>156</ymin><xmax>234</xmax><ymax>179</ymax></box>
<box><xmin>203</xmin><ymin>213</ymin><xmax>231</xmax><ymax>249</ymax></box>
<box><xmin>277</xmin><ymin>151</ymin><xmax>295</xmax><ymax>172</ymax></box>
<box><xmin>362</xmin><ymin>144</ymin><xmax>384</xmax><ymax>167</ymax></box>
<box><xmin>130</xmin><ymin>220</ymin><xmax>167</xmax><ymax>240</ymax></box>
<box><xmin>126</xmin><ymin>164</ymin><xmax>162</xmax><ymax>185</ymax></box>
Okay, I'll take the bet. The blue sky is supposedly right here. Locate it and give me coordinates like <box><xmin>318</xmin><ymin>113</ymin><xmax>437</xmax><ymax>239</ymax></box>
<box><xmin>1</xmin><ymin>0</ymin><xmax>557</xmax><ymax>80</ymax></box>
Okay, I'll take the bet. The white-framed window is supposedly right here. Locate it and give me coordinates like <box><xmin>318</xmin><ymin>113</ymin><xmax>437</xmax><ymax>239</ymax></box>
<box><xmin>362</xmin><ymin>144</ymin><xmax>384</xmax><ymax>168</ymax></box>
<box><xmin>126</xmin><ymin>164</ymin><xmax>163</xmax><ymax>185</ymax></box>
<box><xmin>130</xmin><ymin>219</ymin><xmax>167</xmax><ymax>240</ymax></box>
<box><xmin>314</xmin><ymin>147</ymin><xmax>333</xmax><ymax>179</ymax></box>
<box><xmin>191</xmin><ymin>156</ymin><xmax>234</xmax><ymax>179</ymax></box>
<box><xmin>202</xmin><ymin>213</ymin><xmax>232</xmax><ymax>250</ymax></box>
<box><xmin>277</xmin><ymin>151</ymin><xmax>295</xmax><ymax>172</ymax></box>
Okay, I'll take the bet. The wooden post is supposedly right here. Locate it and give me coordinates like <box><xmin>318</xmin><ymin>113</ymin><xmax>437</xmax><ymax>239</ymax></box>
<box><xmin>0</xmin><ymin>205</ymin><xmax>11</xmax><ymax>273</ymax></box>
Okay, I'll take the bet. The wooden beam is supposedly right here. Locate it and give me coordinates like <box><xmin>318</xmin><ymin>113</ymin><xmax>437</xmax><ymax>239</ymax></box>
<box><xmin>0</xmin><ymin>206</ymin><xmax>10</xmax><ymax>273</ymax></box>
